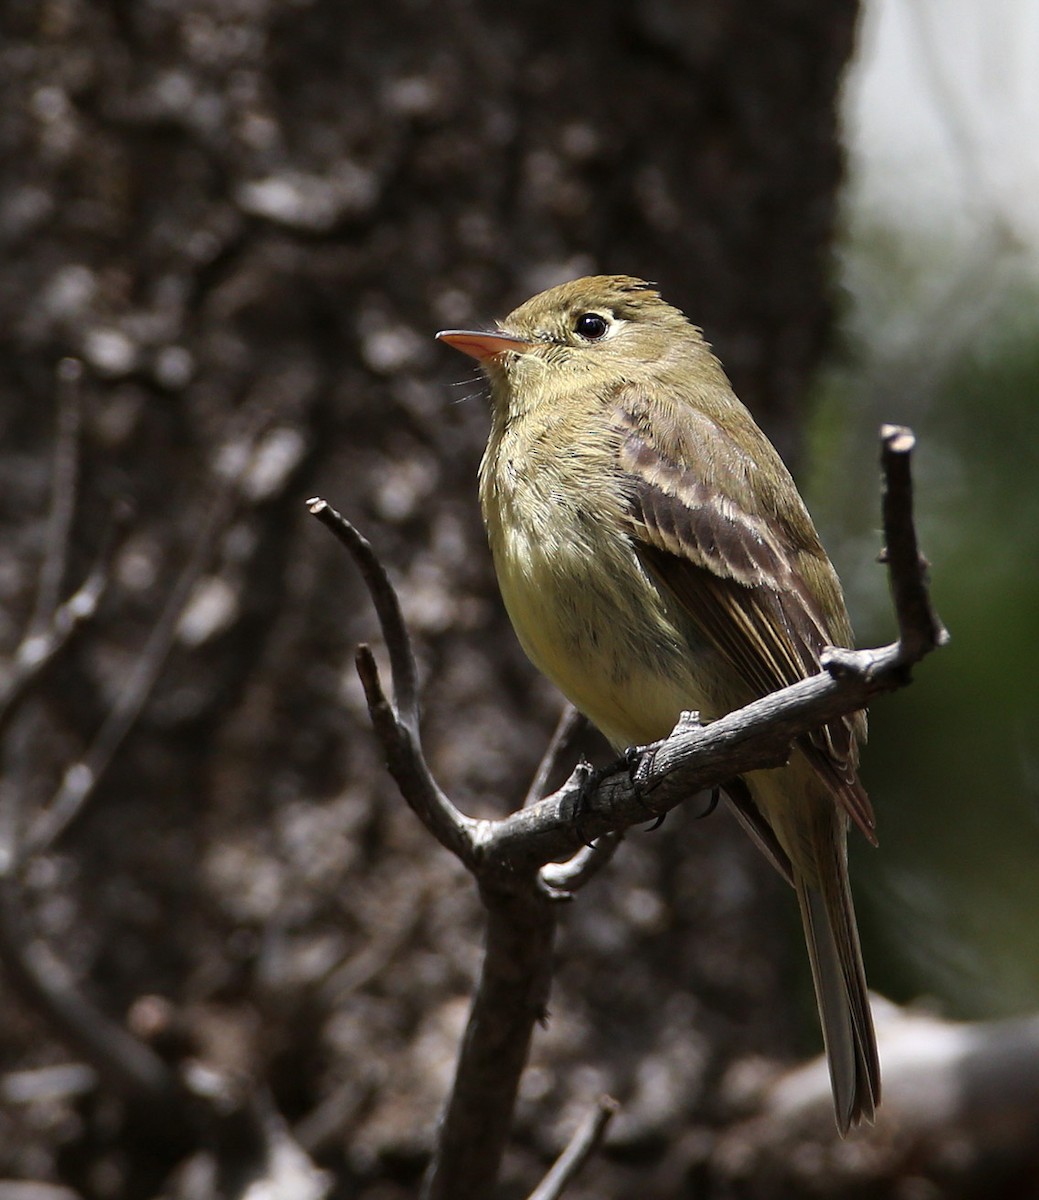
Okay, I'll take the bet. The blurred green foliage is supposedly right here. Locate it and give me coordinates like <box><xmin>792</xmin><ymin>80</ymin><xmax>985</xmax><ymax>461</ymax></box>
<box><xmin>805</xmin><ymin>243</ymin><xmax>1039</xmax><ymax>1019</ymax></box>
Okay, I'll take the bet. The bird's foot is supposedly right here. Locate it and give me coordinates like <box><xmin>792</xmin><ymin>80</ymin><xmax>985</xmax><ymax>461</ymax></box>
<box><xmin>618</xmin><ymin>743</ymin><xmax>669</xmax><ymax>831</ymax></box>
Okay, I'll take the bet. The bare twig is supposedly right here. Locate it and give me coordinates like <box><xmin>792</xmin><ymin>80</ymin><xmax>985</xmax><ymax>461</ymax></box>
<box><xmin>293</xmin><ymin>1077</ymin><xmax>378</xmax><ymax>1157</ymax></box>
<box><xmin>539</xmin><ymin>833</ymin><xmax>623</xmax><ymax>897</ymax></box>
<box><xmin>23</xmin><ymin>435</ymin><xmax>254</xmax><ymax>859</ymax></box>
<box><xmin>879</xmin><ymin>425</ymin><xmax>949</xmax><ymax>660</ymax></box>
<box><xmin>0</xmin><ymin>551</ymin><xmax>111</xmax><ymax>747</ymax></box>
<box><xmin>0</xmin><ymin>365</ymin><xmax>114</xmax><ymax>758</ymax></box>
<box><xmin>307</xmin><ymin>499</ymin><xmax>419</xmax><ymax>730</ymax></box>
<box><xmin>0</xmin><ymin>385</ymin><xmax>125</xmax><ymax>874</ymax></box>
<box><xmin>308</xmin><ymin>501</ymin><xmax>478</xmax><ymax>864</ymax></box>
<box><xmin>353</xmin><ymin>644</ymin><xmax>478</xmax><ymax>866</ymax></box>
<box><xmin>0</xmin><ymin>397</ymin><xmax>338</xmax><ymax>1193</ymax></box>
<box><xmin>524</xmin><ymin>704</ymin><xmax>586</xmax><ymax>808</ymax></box>
<box><xmin>27</xmin><ymin>359</ymin><xmax>83</xmax><ymax>640</ymax></box>
<box><xmin>529</xmin><ymin>708</ymin><xmax>619</xmax><ymax>899</ymax></box>
<box><xmin>526</xmin><ymin>1095</ymin><xmax>619</xmax><ymax>1200</ymax></box>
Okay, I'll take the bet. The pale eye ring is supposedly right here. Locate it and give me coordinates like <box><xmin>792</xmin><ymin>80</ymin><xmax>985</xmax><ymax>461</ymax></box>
<box><xmin>573</xmin><ymin>312</ymin><xmax>610</xmax><ymax>341</ymax></box>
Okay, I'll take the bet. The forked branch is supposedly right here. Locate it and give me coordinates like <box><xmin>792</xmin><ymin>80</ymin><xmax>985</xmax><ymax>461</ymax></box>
<box><xmin>310</xmin><ymin>425</ymin><xmax>947</xmax><ymax>1200</ymax></box>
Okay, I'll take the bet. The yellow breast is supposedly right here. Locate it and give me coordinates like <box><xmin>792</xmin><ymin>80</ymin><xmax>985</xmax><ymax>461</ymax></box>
<box><xmin>479</xmin><ymin>421</ymin><xmax>718</xmax><ymax>749</ymax></box>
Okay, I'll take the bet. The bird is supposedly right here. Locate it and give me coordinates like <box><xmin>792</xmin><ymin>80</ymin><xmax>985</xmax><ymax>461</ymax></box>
<box><xmin>436</xmin><ymin>274</ymin><xmax>880</xmax><ymax>1133</ymax></box>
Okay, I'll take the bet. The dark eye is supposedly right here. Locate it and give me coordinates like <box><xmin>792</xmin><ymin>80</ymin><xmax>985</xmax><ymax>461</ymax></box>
<box><xmin>574</xmin><ymin>312</ymin><xmax>609</xmax><ymax>341</ymax></box>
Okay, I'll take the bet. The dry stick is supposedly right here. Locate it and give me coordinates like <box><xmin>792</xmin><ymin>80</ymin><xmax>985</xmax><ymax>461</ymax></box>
<box><xmin>24</xmin><ymin>429</ymin><xmax>257</xmax><ymax>859</ymax></box>
<box><xmin>308</xmin><ymin>500</ymin><xmax>478</xmax><ymax>865</ymax></box>
<box><xmin>309</xmin><ymin>425</ymin><xmax>947</xmax><ymax>1200</ymax></box>
<box><xmin>0</xmin><ymin>371</ymin><xmax>123</xmax><ymax>864</ymax></box>
<box><xmin>482</xmin><ymin>640</ymin><xmax>905</xmax><ymax>873</ymax></box>
<box><xmin>0</xmin><ymin>367</ymin><xmax>94</xmax><ymax>859</ymax></box>
<box><xmin>27</xmin><ymin>359</ymin><xmax>83</xmax><ymax>640</ymax></box>
<box><xmin>0</xmin><ymin>375</ymin><xmax>192</xmax><ymax>1129</ymax></box>
<box><xmin>526</xmin><ymin>1095</ymin><xmax>619</xmax><ymax>1200</ymax></box>
<box><xmin>423</xmin><ymin>885</ymin><xmax>557</xmax><ymax>1200</ymax></box>
<box><xmin>523</xmin><ymin>706</ymin><xmax>622</xmax><ymax>902</ymax></box>
<box><xmin>524</xmin><ymin>704</ymin><xmax>586</xmax><ymax>808</ymax></box>
<box><xmin>539</xmin><ymin>831</ymin><xmax>622</xmax><ymax>896</ymax></box>
<box><xmin>0</xmin><ymin>412</ymin><xmax>284</xmax><ymax>1129</ymax></box>
<box><xmin>0</xmin><ymin>550</ymin><xmax>111</xmax><ymax>750</ymax></box>
<box><xmin>878</xmin><ymin>424</ymin><xmax>949</xmax><ymax>659</ymax></box>
<box><xmin>306</xmin><ymin>498</ymin><xmax>419</xmax><ymax>729</ymax></box>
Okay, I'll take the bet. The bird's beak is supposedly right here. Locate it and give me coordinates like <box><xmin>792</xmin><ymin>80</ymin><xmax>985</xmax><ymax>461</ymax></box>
<box><xmin>435</xmin><ymin>329</ymin><xmax>533</xmax><ymax>363</ymax></box>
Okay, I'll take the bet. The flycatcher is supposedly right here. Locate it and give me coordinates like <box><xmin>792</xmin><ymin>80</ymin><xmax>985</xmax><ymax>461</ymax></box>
<box><xmin>437</xmin><ymin>275</ymin><xmax>879</xmax><ymax>1133</ymax></box>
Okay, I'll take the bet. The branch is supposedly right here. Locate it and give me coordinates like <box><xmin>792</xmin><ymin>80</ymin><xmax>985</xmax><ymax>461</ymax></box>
<box><xmin>0</xmin><ymin>364</ymin><xmax>123</xmax><ymax>748</ymax></box>
<box><xmin>525</xmin><ymin>707</ymin><xmax>621</xmax><ymax>900</ymax></box>
<box><xmin>0</xmin><ymin>541</ymin><xmax>113</xmax><ymax>748</ymax></box>
<box><xmin>481</xmin><ymin>639</ymin><xmax>899</xmax><ymax>873</ymax></box>
<box><xmin>539</xmin><ymin>832</ymin><xmax>623</xmax><ymax>898</ymax></box>
<box><xmin>23</xmin><ymin>422</ymin><xmax>262</xmax><ymax>860</ymax></box>
<box><xmin>524</xmin><ymin>704</ymin><xmax>586</xmax><ymax>808</ymax></box>
<box><xmin>308</xmin><ymin>502</ymin><xmax>478</xmax><ymax>866</ymax></box>
<box><xmin>27</xmin><ymin>359</ymin><xmax>83</xmax><ymax>640</ymax></box>
<box><xmin>421</xmin><ymin>887</ymin><xmax>557</xmax><ymax>1200</ymax></box>
<box><xmin>526</xmin><ymin>1095</ymin><xmax>619</xmax><ymax>1200</ymax></box>
<box><xmin>879</xmin><ymin>424</ymin><xmax>948</xmax><ymax>660</ymax></box>
<box><xmin>306</xmin><ymin>499</ymin><xmax>418</xmax><ymax>730</ymax></box>
<box><xmin>312</xmin><ymin>426</ymin><xmax>947</xmax><ymax>1200</ymax></box>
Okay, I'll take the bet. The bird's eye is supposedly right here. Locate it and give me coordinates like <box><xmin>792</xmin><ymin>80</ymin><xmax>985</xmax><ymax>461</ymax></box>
<box><xmin>573</xmin><ymin>312</ymin><xmax>610</xmax><ymax>341</ymax></box>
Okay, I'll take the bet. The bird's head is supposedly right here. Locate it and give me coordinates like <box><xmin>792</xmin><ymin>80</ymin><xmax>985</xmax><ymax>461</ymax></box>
<box><xmin>437</xmin><ymin>275</ymin><xmax>718</xmax><ymax>416</ymax></box>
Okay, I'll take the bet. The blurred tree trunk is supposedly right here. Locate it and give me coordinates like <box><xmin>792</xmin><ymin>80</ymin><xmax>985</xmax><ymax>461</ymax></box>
<box><xmin>0</xmin><ymin>1</ymin><xmax>859</xmax><ymax>1196</ymax></box>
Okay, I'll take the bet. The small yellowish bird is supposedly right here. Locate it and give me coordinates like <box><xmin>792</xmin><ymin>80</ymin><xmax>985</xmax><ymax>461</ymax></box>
<box><xmin>437</xmin><ymin>275</ymin><xmax>879</xmax><ymax>1133</ymax></box>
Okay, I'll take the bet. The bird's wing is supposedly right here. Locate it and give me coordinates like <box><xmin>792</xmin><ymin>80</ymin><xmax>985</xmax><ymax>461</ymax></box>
<box><xmin>611</xmin><ymin>392</ymin><xmax>874</xmax><ymax>842</ymax></box>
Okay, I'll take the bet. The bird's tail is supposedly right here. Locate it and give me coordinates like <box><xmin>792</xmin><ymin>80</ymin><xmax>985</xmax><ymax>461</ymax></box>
<box><xmin>794</xmin><ymin>852</ymin><xmax>880</xmax><ymax>1134</ymax></box>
